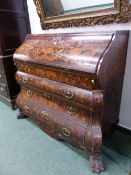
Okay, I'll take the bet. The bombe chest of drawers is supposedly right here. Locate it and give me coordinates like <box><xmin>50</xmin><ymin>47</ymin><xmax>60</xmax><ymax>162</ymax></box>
<box><xmin>13</xmin><ymin>31</ymin><xmax>129</xmax><ymax>173</ymax></box>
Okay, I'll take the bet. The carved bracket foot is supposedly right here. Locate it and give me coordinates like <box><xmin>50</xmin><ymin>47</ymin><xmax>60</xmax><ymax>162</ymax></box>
<box><xmin>90</xmin><ymin>154</ymin><xmax>104</xmax><ymax>173</ymax></box>
<box><xmin>17</xmin><ymin>110</ymin><xmax>28</xmax><ymax>119</ymax></box>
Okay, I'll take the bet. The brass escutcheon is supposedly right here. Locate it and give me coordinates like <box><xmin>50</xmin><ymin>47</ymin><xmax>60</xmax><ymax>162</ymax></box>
<box><xmin>41</xmin><ymin>80</ymin><xmax>48</xmax><ymax>86</ymax></box>
<box><xmin>62</xmin><ymin>127</ymin><xmax>71</xmax><ymax>137</ymax></box>
<box><xmin>24</xmin><ymin>105</ymin><xmax>29</xmax><ymax>113</ymax></box>
<box><xmin>41</xmin><ymin>110</ymin><xmax>49</xmax><ymax>120</ymax></box>
<box><xmin>23</xmin><ymin>77</ymin><xmax>29</xmax><ymax>83</ymax></box>
<box><xmin>67</xmin><ymin>105</ymin><xmax>77</xmax><ymax>113</ymax></box>
<box><xmin>53</xmin><ymin>36</ymin><xmax>62</xmax><ymax>45</ymax></box>
<box><xmin>64</xmin><ymin>90</ymin><xmax>74</xmax><ymax>99</ymax></box>
<box><xmin>27</xmin><ymin>90</ymin><xmax>33</xmax><ymax>96</ymax></box>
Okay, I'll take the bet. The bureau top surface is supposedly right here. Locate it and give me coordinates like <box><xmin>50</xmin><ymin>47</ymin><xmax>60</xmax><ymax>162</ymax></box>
<box><xmin>14</xmin><ymin>32</ymin><xmax>114</xmax><ymax>74</ymax></box>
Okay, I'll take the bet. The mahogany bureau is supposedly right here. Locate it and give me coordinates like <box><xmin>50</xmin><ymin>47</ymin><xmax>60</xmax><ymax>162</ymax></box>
<box><xmin>13</xmin><ymin>31</ymin><xmax>129</xmax><ymax>173</ymax></box>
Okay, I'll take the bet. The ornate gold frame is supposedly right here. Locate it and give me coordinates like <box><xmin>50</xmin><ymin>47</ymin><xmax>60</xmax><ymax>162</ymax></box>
<box><xmin>33</xmin><ymin>0</ymin><xmax>131</xmax><ymax>30</ymax></box>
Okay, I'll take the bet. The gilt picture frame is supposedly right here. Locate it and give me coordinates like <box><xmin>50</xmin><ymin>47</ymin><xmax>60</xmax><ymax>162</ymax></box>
<box><xmin>33</xmin><ymin>0</ymin><xmax>131</xmax><ymax>29</ymax></box>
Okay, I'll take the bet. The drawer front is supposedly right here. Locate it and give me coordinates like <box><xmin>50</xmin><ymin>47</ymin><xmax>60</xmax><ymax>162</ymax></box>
<box><xmin>15</xmin><ymin>61</ymin><xmax>97</xmax><ymax>90</ymax></box>
<box><xmin>17</xmin><ymin>90</ymin><xmax>88</xmax><ymax>145</ymax></box>
<box><xmin>0</xmin><ymin>84</ymin><xmax>8</xmax><ymax>98</ymax></box>
<box><xmin>17</xmin><ymin>87</ymin><xmax>92</xmax><ymax>128</ymax></box>
<box><xmin>16</xmin><ymin>72</ymin><xmax>103</xmax><ymax>109</ymax></box>
<box><xmin>35</xmin><ymin>108</ymin><xmax>86</xmax><ymax>145</ymax></box>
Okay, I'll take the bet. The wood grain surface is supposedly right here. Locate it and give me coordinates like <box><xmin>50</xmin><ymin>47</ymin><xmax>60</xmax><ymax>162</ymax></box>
<box><xmin>14</xmin><ymin>31</ymin><xmax>129</xmax><ymax>173</ymax></box>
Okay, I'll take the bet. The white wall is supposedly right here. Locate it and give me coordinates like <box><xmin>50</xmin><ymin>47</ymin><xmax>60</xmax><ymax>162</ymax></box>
<box><xmin>27</xmin><ymin>0</ymin><xmax>131</xmax><ymax>130</ymax></box>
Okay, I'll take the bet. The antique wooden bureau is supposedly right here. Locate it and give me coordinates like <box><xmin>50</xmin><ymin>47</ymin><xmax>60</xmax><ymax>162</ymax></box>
<box><xmin>13</xmin><ymin>31</ymin><xmax>129</xmax><ymax>173</ymax></box>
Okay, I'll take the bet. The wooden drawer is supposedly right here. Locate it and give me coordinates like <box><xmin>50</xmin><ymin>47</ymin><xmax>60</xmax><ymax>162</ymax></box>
<box><xmin>17</xmin><ymin>90</ymin><xmax>89</xmax><ymax>146</ymax></box>
<box><xmin>15</xmin><ymin>62</ymin><xmax>97</xmax><ymax>90</ymax></box>
<box><xmin>17</xmin><ymin>87</ymin><xmax>93</xmax><ymax>128</ymax></box>
<box><xmin>34</xmin><ymin>108</ymin><xmax>86</xmax><ymax>145</ymax></box>
<box><xmin>16</xmin><ymin>72</ymin><xmax>103</xmax><ymax>109</ymax></box>
<box><xmin>0</xmin><ymin>83</ymin><xmax>8</xmax><ymax>98</ymax></box>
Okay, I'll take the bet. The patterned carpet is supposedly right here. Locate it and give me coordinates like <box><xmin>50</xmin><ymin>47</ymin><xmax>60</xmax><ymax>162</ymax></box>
<box><xmin>0</xmin><ymin>101</ymin><xmax>131</xmax><ymax>175</ymax></box>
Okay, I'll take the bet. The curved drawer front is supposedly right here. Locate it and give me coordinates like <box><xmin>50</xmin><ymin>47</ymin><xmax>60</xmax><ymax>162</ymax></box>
<box><xmin>16</xmin><ymin>71</ymin><xmax>103</xmax><ymax>109</ymax></box>
<box><xmin>17</xmin><ymin>87</ymin><xmax>92</xmax><ymax>128</ymax></box>
<box><xmin>33</xmin><ymin>108</ymin><xmax>86</xmax><ymax>145</ymax></box>
<box><xmin>15</xmin><ymin>61</ymin><xmax>97</xmax><ymax>90</ymax></box>
<box><xmin>16</xmin><ymin>88</ymin><xmax>92</xmax><ymax>146</ymax></box>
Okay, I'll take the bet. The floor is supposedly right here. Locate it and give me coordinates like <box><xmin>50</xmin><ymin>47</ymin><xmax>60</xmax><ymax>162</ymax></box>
<box><xmin>0</xmin><ymin>101</ymin><xmax>131</xmax><ymax>175</ymax></box>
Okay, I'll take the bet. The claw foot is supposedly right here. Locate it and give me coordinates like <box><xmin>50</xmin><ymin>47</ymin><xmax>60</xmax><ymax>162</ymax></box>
<box><xmin>90</xmin><ymin>154</ymin><xmax>104</xmax><ymax>173</ymax></box>
<box><xmin>17</xmin><ymin>111</ymin><xmax>28</xmax><ymax>119</ymax></box>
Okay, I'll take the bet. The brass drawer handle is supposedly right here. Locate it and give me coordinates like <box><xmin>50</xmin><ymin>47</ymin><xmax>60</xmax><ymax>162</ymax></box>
<box><xmin>42</xmin><ymin>93</ymin><xmax>48</xmax><ymax>97</ymax></box>
<box><xmin>24</xmin><ymin>105</ymin><xmax>29</xmax><ymax>113</ymax></box>
<box><xmin>64</xmin><ymin>90</ymin><xmax>74</xmax><ymax>99</ymax></box>
<box><xmin>62</xmin><ymin>127</ymin><xmax>71</xmax><ymax>137</ymax></box>
<box><xmin>23</xmin><ymin>77</ymin><xmax>29</xmax><ymax>83</ymax></box>
<box><xmin>41</xmin><ymin>110</ymin><xmax>49</xmax><ymax>120</ymax></box>
<box><xmin>27</xmin><ymin>90</ymin><xmax>33</xmax><ymax>96</ymax></box>
<box><xmin>41</xmin><ymin>80</ymin><xmax>48</xmax><ymax>86</ymax></box>
<box><xmin>67</xmin><ymin>105</ymin><xmax>77</xmax><ymax>113</ymax></box>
